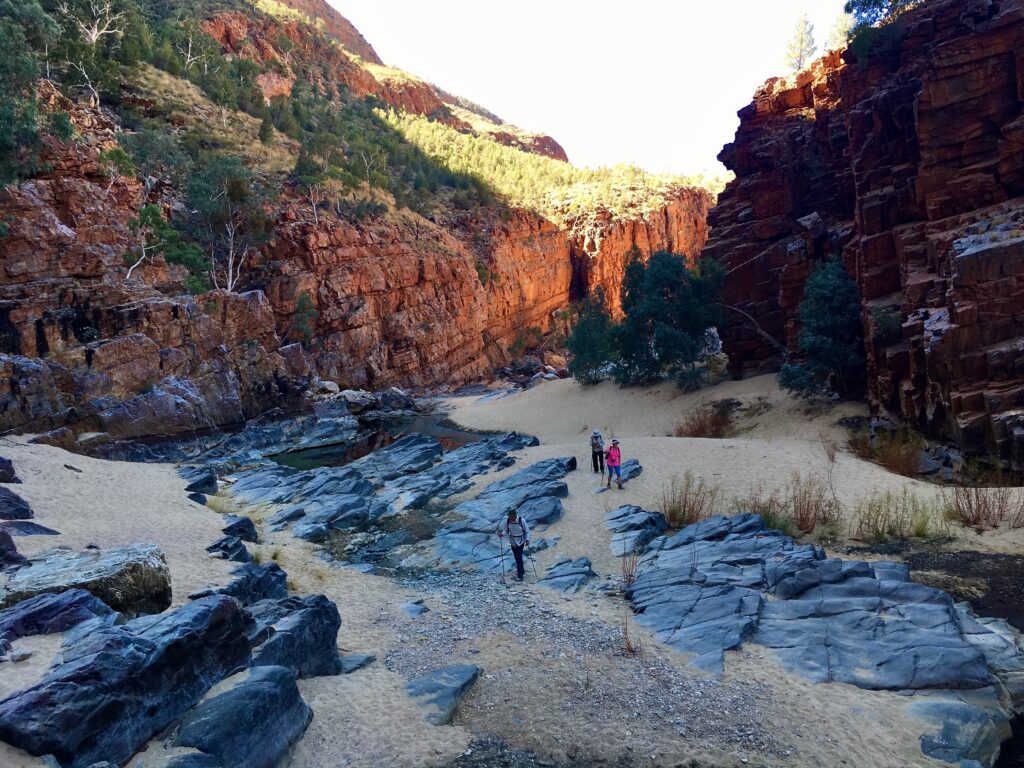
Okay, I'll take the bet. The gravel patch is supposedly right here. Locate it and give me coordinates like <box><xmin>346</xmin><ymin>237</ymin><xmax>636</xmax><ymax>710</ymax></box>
<box><xmin>383</xmin><ymin>571</ymin><xmax>794</xmax><ymax>763</ymax></box>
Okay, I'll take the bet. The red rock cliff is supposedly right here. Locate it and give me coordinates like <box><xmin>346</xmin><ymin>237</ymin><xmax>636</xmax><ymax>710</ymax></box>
<box><xmin>254</xmin><ymin>188</ymin><xmax>711</xmax><ymax>389</ymax></box>
<box><xmin>707</xmin><ymin>0</ymin><xmax>1024</xmax><ymax>459</ymax></box>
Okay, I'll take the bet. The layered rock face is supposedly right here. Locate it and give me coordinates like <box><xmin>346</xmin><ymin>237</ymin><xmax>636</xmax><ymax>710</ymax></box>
<box><xmin>0</xmin><ymin>113</ymin><xmax>308</xmax><ymax>442</ymax></box>
<box><xmin>258</xmin><ymin>188</ymin><xmax>710</xmax><ymax>389</ymax></box>
<box><xmin>707</xmin><ymin>0</ymin><xmax>1024</xmax><ymax>458</ymax></box>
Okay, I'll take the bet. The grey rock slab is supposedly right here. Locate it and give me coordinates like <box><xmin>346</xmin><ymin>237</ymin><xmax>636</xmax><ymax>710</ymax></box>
<box><xmin>173</xmin><ymin>666</ymin><xmax>312</xmax><ymax>768</ymax></box>
<box><xmin>180</xmin><ymin>467</ymin><xmax>218</xmax><ymax>495</ymax></box>
<box><xmin>248</xmin><ymin>594</ymin><xmax>342</xmax><ymax>677</ymax></box>
<box><xmin>0</xmin><ymin>589</ymin><xmax>117</xmax><ymax>643</ymax></box>
<box><xmin>606</xmin><ymin>505</ymin><xmax>667</xmax><ymax>556</ymax></box>
<box><xmin>406</xmin><ymin>664</ymin><xmax>481</xmax><ymax>725</ymax></box>
<box><xmin>0</xmin><ymin>544</ymin><xmax>171</xmax><ymax>616</ymax></box>
<box><xmin>346</xmin><ymin>433</ymin><xmax>443</xmax><ymax>486</ymax></box>
<box><xmin>537</xmin><ymin>558</ymin><xmax>597</xmax><ymax>593</ymax></box>
<box><xmin>0</xmin><ymin>487</ymin><xmax>32</xmax><ymax>520</ymax></box>
<box><xmin>0</xmin><ymin>456</ymin><xmax>20</xmax><ymax>484</ymax></box>
<box><xmin>340</xmin><ymin>653</ymin><xmax>376</xmax><ymax>674</ymax></box>
<box><xmin>0</xmin><ymin>595</ymin><xmax>253</xmax><ymax>768</ymax></box>
<box><xmin>905</xmin><ymin>689</ymin><xmax>1011</xmax><ymax>768</ymax></box>
<box><xmin>0</xmin><ymin>528</ymin><xmax>26</xmax><ymax>570</ymax></box>
<box><xmin>0</xmin><ymin>521</ymin><xmax>61</xmax><ymax>536</ymax></box>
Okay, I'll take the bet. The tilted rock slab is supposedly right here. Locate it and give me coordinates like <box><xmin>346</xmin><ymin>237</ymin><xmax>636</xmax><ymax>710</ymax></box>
<box><xmin>0</xmin><ymin>543</ymin><xmax>171</xmax><ymax>616</ymax></box>
<box><xmin>405</xmin><ymin>664</ymin><xmax>481</xmax><ymax>726</ymax></box>
<box><xmin>431</xmin><ymin>456</ymin><xmax>576</xmax><ymax>572</ymax></box>
<box><xmin>171</xmin><ymin>665</ymin><xmax>312</xmax><ymax>768</ymax></box>
<box><xmin>0</xmin><ymin>595</ymin><xmax>253</xmax><ymax>768</ymax></box>
<box><xmin>628</xmin><ymin>513</ymin><xmax>1024</xmax><ymax>767</ymax></box>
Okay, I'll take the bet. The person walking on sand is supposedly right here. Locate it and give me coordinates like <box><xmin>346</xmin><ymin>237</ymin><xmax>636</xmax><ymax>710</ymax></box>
<box><xmin>498</xmin><ymin>508</ymin><xmax>530</xmax><ymax>581</ymax></box>
<box><xmin>590</xmin><ymin>429</ymin><xmax>605</xmax><ymax>474</ymax></box>
<box><xmin>605</xmin><ymin>438</ymin><xmax>623</xmax><ymax>489</ymax></box>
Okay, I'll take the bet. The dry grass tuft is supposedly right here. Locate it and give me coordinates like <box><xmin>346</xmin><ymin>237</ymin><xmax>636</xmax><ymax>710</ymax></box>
<box><xmin>730</xmin><ymin>472</ymin><xmax>840</xmax><ymax>535</ymax></box>
<box><xmin>851</xmin><ymin>489</ymin><xmax>948</xmax><ymax>543</ymax></box>
<box><xmin>660</xmin><ymin>471</ymin><xmax>721</xmax><ymax>528</ymax></box>
<box><xmin>620</xmin><ymin>550</ymin><xmax>641</xmax><ymax>588</ymax></box>
<box><xmin>674</xmin><ymin>404</ymin><xmax>732</xmax><ymax>438</ymax></box>
<box><xmin>940</xmin><ymin>485</ymin><xmax>1024</xmax><ymax>532</ymax></box>
<box><xmin>621</xmin><ymin>615</ymin><xmax>644</xmax><ymax>657</ymax></box>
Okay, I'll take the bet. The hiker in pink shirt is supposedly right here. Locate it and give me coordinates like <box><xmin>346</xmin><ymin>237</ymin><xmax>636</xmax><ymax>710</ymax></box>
<box><xmin>605</xmin><ymin>438</ymin><xmax>623</xmax><ymax>490</ymax></box>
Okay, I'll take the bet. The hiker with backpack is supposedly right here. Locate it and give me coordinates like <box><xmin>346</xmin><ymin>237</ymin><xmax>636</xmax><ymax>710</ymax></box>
<box><xmin>497</xmin><ymin>508</ymin><xmax>530</xmax><ymax>582</ymax></box>
<box><xmin>590</xmin><ymin>430</ymin><xmax>605</xmax><ymax>473</ymax></box>
<box><xmin>605</xmin><ymin>438</ymin><xmax>623</xmax><ymax>489</ymax></box>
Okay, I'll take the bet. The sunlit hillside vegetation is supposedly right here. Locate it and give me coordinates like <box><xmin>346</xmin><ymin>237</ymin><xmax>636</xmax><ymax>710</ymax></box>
<box><xmin>382</xmin><ymin>110</ymin><xmax>725</xmax><ymax>225</ymax></box>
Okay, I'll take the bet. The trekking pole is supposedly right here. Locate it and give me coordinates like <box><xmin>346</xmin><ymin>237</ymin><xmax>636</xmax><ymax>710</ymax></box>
<box><xmin>498</xmin><ymin>536</ymin><xmax>508</xmax><ymax>586</ymax></box>
<box><xmin>527</xmin><ymin>546</ymin><xmax>538</xmax><ymax>579</ymax></box>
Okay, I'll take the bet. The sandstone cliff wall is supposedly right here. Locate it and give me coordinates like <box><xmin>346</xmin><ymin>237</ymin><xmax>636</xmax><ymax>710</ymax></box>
<box><xmin>707</xmin><ymin>0</ymin><xmax>1024</xmax><ymax>459</ymax></box>
<box><xmin>256</xmin><ymin>188</ymin><xmax>711</xmax><ymax>389</ymax></box>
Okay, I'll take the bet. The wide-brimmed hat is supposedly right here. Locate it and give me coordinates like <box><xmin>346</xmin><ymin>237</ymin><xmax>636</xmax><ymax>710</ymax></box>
<box><xmin>506</xmin><ymin>508</ymin><xmax>517</xmax><ymax>518</ymax></box>
<box><xmin>612</xmin><ymin>438</ymin><xmax>620</xmax><ymax>444</ymax></box>
<box><xmin>592</xmin><ymin>429</ymin><xmax>600</xmax><ymax>435</ymax></box>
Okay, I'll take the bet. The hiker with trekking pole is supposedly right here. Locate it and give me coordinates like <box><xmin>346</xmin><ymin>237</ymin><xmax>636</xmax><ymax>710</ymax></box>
<box><xmin>497</xmin><ymin>507</ymin><xmax>530</xmax><ymax>582</ymax></box>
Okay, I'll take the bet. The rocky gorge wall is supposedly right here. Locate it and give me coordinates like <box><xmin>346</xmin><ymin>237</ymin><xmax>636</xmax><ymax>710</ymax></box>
<box><xmin>707</xmin><ymin>0</ymin><xmax>1024</xmax><ymax>459</ymax></box>
<box><xmin>0</xmin><ymin>108</ymin><xmax>309</xmax><ymax>445</ymax></box>
<box><xmin>257</xmin><ymin>188</ymin><xmax>711</xmax><ymax>389</ymax></box>
<box><xmin>0</xmin><ymin>101</ymin><xmax>710</xmax><ymax>441</ymax></box>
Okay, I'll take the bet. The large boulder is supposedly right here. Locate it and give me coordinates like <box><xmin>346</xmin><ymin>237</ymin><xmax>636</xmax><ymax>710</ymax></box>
<box><xmin>0</xmin><ymin>589</ymin><xmax>116</xmax><ymax>643</ymax></box>
<box><xmin>0</xmin><ymin>487</ymin><xmax>32</xmax><ymax>520</ymax></box>
<box><xmin>222</xmin><ymin>515</ymin><xmax>258</xmax><ymax>543</ymax></box>
<box><xmin>248</xmin><ymin>594</ymin><xmax>342</xmax><ymax>677</ymax></box>
<box><xmin>0</xmin><ymin>544</ymin><xmax>172</xmax><ymax>616</ymax></box>
<box><xmin>405</xmin><ymin>664</ymin><xmax>481</xmax><ymax>725</ymax></box>
<box><xmin>0</xmin><ymin>595</ymin><xmax>253</xmax><ymax>768</ymax></box>
<box><xmin>172</xmin><ymin>666</ymin><xmax>312</xmax><ymax>768</ymax></box>
<box><xmin>346</xmin><ymin>433</ymin><xmax>443</xmax><ymax>486</ymax></box>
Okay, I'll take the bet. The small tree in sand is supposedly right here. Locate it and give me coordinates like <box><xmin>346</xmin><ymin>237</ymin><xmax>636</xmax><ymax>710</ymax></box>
<box><xmin>566</xmin><ymin>288</ymin><xmax>616</xmax><ymax>385</ymax></box>
<box><xmin>778</xmin><ymin>260</ymin><xmax>866</xmax><ymax>398</ymax></box>
<box><xmin>784</xmin><ymin>13</ymin><xmax>817</xmax><ymax>71</ymax></box>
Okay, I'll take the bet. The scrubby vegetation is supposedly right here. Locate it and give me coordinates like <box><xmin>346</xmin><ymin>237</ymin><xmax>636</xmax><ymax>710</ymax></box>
<box><xmin>660</xmin><ymin>472</ymin><xmax>721</xmax><ymax>528</ymax></box>
<box><xmin>850</xmin><ymin>489</ymin><xmax>947</xmax><ymax>543</ymax></box>
<box><xmin>674</xmin><ymin>403</ymin><xmax>733</xmax><ymax>438</ymax></box>
<box><xmin>848</xmin><ymin>427</ymin><xmax>923</xmax><ymax>477</ymax></box>
<box><xmin>384</xmin><ymin>110</ymin><xmax>723</xmax><ymax>224</ymax></box>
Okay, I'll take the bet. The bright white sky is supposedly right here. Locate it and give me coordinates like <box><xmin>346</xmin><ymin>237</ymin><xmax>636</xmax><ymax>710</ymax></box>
<box><xmin>332</xmin><ymin>1</ymin><xmax>847</xmax><ymax>176</ymax></box>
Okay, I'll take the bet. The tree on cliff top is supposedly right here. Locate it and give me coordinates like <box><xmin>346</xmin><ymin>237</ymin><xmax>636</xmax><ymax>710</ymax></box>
<box><xmin>0</xmin><ymin>20</ymin><xmax>42</xmax><ymax>187</ymax></box>
<box><xmin>778</xmin><ymin>260</ymin><xmax>865</xmax><ymax>398</ymax></box>
<box><xmin>784</xmin><ymin>13</ymin><xmax>817</xmax><ymax>72</ymax></box>
<box><xmin>826</xmin><ymin>12</ymin><xmax>855</xmax><ymax>51</ymax></box>
<box><xmin>844</xmin><ymin>0</ymin><xmax>917</xmax><ymax>26</ymax></box>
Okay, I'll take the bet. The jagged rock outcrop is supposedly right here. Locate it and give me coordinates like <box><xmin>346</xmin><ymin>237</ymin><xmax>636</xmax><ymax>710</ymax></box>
<box><xmin>707</xmin><ymin>0</ymin><xmax>1024</xmax><ymax>459</ymax></box>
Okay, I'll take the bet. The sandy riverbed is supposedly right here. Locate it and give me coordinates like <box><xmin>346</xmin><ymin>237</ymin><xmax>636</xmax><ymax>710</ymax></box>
<box><xmin>1</xmin><ymin>373</ymin><xmax>1017</xmax><ymax>767</ymax></box>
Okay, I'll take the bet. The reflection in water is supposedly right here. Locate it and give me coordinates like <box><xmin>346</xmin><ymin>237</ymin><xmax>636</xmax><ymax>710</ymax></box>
<box><xmin>270</xmin><ymin>414</ymin><xmax>485</xmax><ymax>471</ymax></box>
